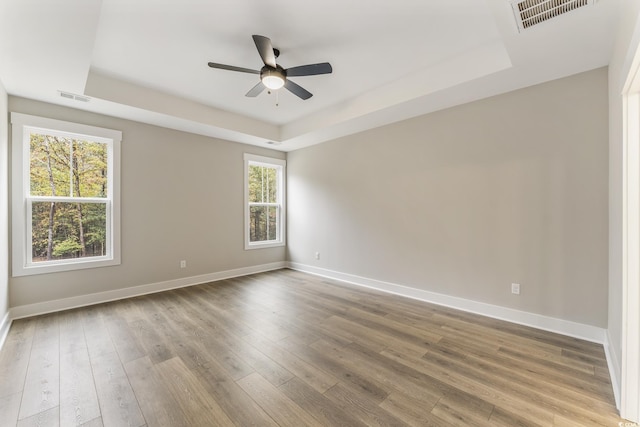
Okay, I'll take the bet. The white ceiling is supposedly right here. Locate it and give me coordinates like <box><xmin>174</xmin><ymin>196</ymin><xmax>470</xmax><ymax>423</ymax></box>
<box><xmin>0</xmin><ymin>0</ymin><xmax>621</xmax><ymax>151</ymax></box>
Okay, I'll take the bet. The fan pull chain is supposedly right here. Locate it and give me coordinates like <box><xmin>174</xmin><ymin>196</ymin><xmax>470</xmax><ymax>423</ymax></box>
<box><xmin>276</xmin><ymin>89</ymin><xmax>279</xmax><ymax>107</ymax></box>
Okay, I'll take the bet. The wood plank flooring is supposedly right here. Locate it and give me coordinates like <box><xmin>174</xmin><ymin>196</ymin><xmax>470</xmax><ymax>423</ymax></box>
<box><xmin>0</xmin><ymin>269</ymin><xmax>624</xmax><ymax>426</ymax></box>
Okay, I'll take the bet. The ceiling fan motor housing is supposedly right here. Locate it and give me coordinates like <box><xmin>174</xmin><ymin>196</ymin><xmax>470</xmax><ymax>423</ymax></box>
<box><xmin>261</xmin><ymin>65</ymin><xmax>286</xmax><ymax>80</ymax></box>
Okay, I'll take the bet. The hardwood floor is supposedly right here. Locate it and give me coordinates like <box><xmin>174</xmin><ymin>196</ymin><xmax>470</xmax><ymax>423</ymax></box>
<box><xmin>0</xmin><ymin>269</ymin><xmax>624</xmax><ymax>426</ymax></box>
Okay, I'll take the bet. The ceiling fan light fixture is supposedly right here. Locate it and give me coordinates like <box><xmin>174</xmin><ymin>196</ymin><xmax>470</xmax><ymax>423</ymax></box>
<box><xmin>262</xmin><ymin>72</ymin><xmax>285</xmax><ymax>90</ymax></box>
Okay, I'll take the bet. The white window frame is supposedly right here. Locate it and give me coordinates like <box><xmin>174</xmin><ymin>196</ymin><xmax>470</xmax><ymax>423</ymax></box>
<box><xmin>244</xmin><ymin>153</ymin><xmax>286</xmax><ymax>250</ymax></box>
<box><xmin>11</xmin><ymin>113</ymin><xmax>121</xmax><ymax>276</ymax></box>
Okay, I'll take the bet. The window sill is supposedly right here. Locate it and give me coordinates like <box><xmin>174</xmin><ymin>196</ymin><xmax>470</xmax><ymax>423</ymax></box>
<box><xmin>245</xmin><ymin>241</ymin><xmax>285</xmax><ymax>250</ymax></box>
<box><xmin>12</xmin><ymin>256</ymin><xmax>120</xmax><ymax>277</ymax></box>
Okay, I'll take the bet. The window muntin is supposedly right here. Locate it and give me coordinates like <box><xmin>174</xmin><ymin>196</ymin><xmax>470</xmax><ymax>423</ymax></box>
<box><xmin>11</xmin><ymin>113</ymin><xmax>121</xmax><ymax>276</ymax></box>
<box><xmin>244</xmin><ymin>154</ymin><xmax>285</xmax><ymax>249</ymax></box>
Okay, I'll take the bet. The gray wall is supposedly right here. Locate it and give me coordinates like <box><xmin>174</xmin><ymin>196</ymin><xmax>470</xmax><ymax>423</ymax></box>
<box><xmin>287</xmin><ymin>67</ymin><xmax>609</xmax><ymax>328</ymax></box>
<box><xmin>8</xmin><ymin>97</ymin><xmax>285</xmax><ymax>307</ymax></box>
<box><xmin>0</xmin><ymin>80</ymin><xmax>8</xmax><ymax>325</ymax></box>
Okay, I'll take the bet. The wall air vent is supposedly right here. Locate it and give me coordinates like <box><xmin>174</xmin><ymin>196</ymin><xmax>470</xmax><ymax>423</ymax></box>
<box><xmin>59</xmin><ymin>91</ymin><xmax>91</xmax><ymax>103</ymax></box>
<box><xmin>510</xmin><ymin>0</ymin><xmax>595</xmax><ymax>32</ymax></box>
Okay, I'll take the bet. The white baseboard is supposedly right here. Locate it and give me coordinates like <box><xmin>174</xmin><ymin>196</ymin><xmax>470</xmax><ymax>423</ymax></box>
<box><xmin>604</xmin><ymin>330</ymin><xmax>622</xmax><ymax>410</ymax></box>
<box><xmin>9</xmin><ymin>261</ymin><xmax>287</xmax><ymax>320</ymax></box>
<box><xmin>0</xmin><ymin>310</ymin><xmax>11</xmax><ymax>351</ymax></box>
<box><xmin>287</xmin><ymin>262</ymin><xmax>607</xmax><ymax>344</ymax></box>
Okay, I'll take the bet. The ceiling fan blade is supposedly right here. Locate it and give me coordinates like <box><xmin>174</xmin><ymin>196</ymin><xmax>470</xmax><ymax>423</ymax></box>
<box><xmin>252</xmin><ymin>35</ymin><xmax>277</xmax><ymax>68</ymax></box>
<box><xmin>284</xmin><ymin>79</ymin><xmax>312</xmax><ymax>100</ymax></box>
<box><xmin>208</xmin><ymin>62</ymin><xmax>260</xmax><ymax>74</ymax></box>
<box><xmin>245</xmin><ymin>82</ymin><xmax>266</xmax><ymax>97</ymax></box>
<box><xmin>285</xmin><ymin>63</ymin><xmax>333</xmax><ymax>77</ymax></box>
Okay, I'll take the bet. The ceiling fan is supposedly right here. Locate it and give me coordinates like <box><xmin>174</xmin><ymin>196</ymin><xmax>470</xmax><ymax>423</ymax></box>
<box><xmin>207</xmin><ymin>35</ymin><xmax>332</xmax><ymax>100</ymax></box>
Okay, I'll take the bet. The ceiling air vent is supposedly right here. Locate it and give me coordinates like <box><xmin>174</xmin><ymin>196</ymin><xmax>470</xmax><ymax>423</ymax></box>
<box><xmin>59</xmin><ymin>91</ymin><xmax>91</xmax><ymax>103</ymax></box>
<box><xmin>511</xmin><ymin>0</ymin><xmax>595</xmax><ymax>32</ymax></box>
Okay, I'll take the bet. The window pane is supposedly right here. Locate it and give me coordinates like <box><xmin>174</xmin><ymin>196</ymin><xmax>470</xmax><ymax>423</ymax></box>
<box><xmin>30</xmin><ymin>134</ymin><xmax>108</xmax><ymax>198</ymax></box>
<box><xmin>30</xmin><ymin>134</ymin><xmax>70</xmax><ymax>196</ymax></box>
<box><xmin>248</xmin><ymin>165</ymin><xmax>262</xmax><ymax>203</ymax></box>
<box><xmin>266</xmin><ymin>167</ymin><xmax>277</xmax><ymax>203</ymax></box>
<box><xmin>248</xmin><ymin>164</ymin><xmax>278</xmax><ymax>203</ymax></box>
<box><xmin>268</xmin><ymin>205</ymin><xmax>277</xmax><ymax>240</ymax></box>
<box><xmin>31</xmin><ymin>201</ymin><xmax>107</xmax><ymax>262</ymax></box>
<box><xmin>249</xmin><ymin>205</ymin><xmax>278</xmax><ymax>242</ymax></box>
<box><xmin>72</xmin><ymin>140</ymin><xmax>108</xmax><ymax>197</ymax></box>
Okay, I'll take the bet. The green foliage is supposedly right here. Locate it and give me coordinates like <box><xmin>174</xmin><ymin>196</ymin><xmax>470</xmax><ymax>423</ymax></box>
<box><xmin>30</xmin><ymin>134</ymin><xmax>107</xmax><ymax>197</ymax></box>
<box><xmin>83</xmin><ymin>204</ymin><xmax>107</xmax><ymax>248</ymax></box>
<box><xmin>249</xmin><ymin>205</ymin><xmax>278</xmax><ymax>242</ymax></box>
<box><xmin>31</xmin><ymin>201</ymin><xmax>107</xmax><ymax>261</ymax></box>
<box><xmin>29</xmin><ymin>132</ymin><xmax>108</xmax><ymax>262</ymax></box>
<box><xmin>248</xmin><ymin>164</ymin><xmax>277</xmax><ymax>203</ymax></box>
<box><xmin>52</xmin><ymin>238</ymin><xmax>83</xmax><ymax>257</ymax></box>
<box><xmin>248</xmin><ymin>164</ymin><xmax>279</xmax><ymax>242</ymax></box>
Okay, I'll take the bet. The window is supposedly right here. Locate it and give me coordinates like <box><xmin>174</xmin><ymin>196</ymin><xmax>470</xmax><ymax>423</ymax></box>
<box><xmin>244</xmin><ymin>153</ymin><xmax>285</xmax><ymax>249</ymax></box>
<box><xmin>11</xmin><ymin>113</ymin><xmax>121</xmax><ymax>276</ymax></box>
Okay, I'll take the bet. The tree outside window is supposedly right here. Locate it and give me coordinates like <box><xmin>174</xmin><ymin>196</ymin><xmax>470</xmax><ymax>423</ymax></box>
<box><xmin>29</xmin><ymin>134</ymin><xmax>108</xmax><ymax>262</ymax></box>
<box><xmin>244</xmin><ymin>154</ymin><xmax>285</xmax><ymax>249</ymax></box>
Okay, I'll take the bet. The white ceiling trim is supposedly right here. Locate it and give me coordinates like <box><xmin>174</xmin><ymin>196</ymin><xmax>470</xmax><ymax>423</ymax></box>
<box><xmin>84</xmin><ymin>71</ymin><xmax>280</xmax><ymax>142</ymax></box>
<box><xmin>281</xmin><ymin>39</ymin><xmax>513</xmax><ymax>150</ymax></box>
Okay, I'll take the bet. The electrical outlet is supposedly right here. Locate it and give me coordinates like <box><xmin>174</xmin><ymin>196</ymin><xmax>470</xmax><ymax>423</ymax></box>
<box><xmin>315</xmin><ymin>252</ymin><xmax>320</xmax><ymax>260</ymax></box>
<box><xmin>511</xmin><ymin>283</ymin><xmax>520</xmax><ymax>295</ymax></box>
<box><xmin>180</xmin><ymin>260</ymin><xmax>187</xmax><ymax>269</ymax></box>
